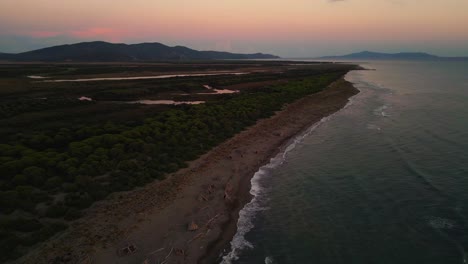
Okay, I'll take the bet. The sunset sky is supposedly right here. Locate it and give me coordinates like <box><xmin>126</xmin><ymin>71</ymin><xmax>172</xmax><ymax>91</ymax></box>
<box><xmin>1</xmin><ymin>0</ymin><xmax>467</xmax><ymax>57</ymax></box>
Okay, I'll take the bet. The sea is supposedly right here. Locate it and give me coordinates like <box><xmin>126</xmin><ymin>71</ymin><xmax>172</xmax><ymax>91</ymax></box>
<box><xmin>221</xmin><ymin>60</ymin><xmax>468</xmax><ymax>264</ymax></box>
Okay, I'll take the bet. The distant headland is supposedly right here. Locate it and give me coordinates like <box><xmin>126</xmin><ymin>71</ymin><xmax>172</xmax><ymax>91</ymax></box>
<box><xmin>317</xmin><ymin>51</ymin><xmax>468</xmax><ymax>61</ymax></box>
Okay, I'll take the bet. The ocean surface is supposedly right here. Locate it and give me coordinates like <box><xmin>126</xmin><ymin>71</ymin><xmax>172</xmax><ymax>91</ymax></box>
<box><xmin>221</xmin><ymin>60</ymin><xmax>468</xmax><ymax>264</ymax></box>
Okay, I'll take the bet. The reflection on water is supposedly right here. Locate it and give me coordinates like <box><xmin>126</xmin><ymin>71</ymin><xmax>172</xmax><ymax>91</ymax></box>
<box><xmin>40</xmin><ymin>72</ymin><xmax>247</xmax><ymax>82</ymax></box>
<box><xmin>129</xmin><ymin>100</ymin><xmax>205</xmax><ymax>105</ymax></box>
<box><xmin>200</xmin><ymin>85</ymin><xmax>238</xmax><ymax>94</ymax></box>
<box><xmin>28</xmin><ymin>75</ymin><xmax>48</xmax><ymax>79</ymax></box>
<box><xmin>78</xmin><ymin>96</ymin><xmax>93</xmax><ymax>101</ymax></box>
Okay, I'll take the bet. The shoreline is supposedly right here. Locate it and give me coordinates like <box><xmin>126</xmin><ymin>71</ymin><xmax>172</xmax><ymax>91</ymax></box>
<box><xmin>202</xmin><ymin>77</ymin><xmax>359</xmax><ymax>263</ymax></box>
<box><xmin>19</xmin><ymin>75</ymin><xmax>359</xmax><ymax>264</ymax></box>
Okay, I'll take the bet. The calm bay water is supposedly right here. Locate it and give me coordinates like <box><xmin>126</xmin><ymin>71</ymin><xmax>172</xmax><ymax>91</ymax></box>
<box><xmin>222</xmin><ymin>60</ymin><xmax>468</xmax><ymax>264</ymax></box>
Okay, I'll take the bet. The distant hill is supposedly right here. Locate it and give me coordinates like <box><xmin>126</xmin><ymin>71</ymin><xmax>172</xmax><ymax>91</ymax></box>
<box><xmin>0</xmin><ymin>52</ymin><xmax>14</xmax><ymax>60</ymax></box>
<box><xmin>0</xmin><ymin>41</ymin><xmax>279</xmax><ymax>62</ymax></box>
<box><xmin>317</xmin><ymin>51</ymin><xmax>467</xmax><ymax>61</ymax></box>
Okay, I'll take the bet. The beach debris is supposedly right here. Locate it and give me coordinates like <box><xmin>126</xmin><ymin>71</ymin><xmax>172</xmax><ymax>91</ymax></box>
<box><xmin>224</xmin><ymin>182</ymin><xmax>234</xmax><ymax>203</ymax></box>
<box><xmin>118</xmin><ymin>244</ymin><xmax>137</xmax><ymax>256</ymax></box>
<box><xmin>207</xmin><ymin>184</ymin><xmax>215</xmax><ymax>194</ymax></box>
<box><xmin>160</xmin><ymin>247</ymin><xmax>174</xmax><ymax>264</ymax></box>
<box><xmin>198</xmin><ymin>194</ymin><xmax>208</xmax><ymax>201</ymax></box>
<box><xmin>188</xmin><ymin>220</ymin><xmax>199</xmax><ymax>231</ymax></box>
<box><xmin>205</xmin><ymin>213</ymin><xmax>221</xmax><ymax>228</ymax></box>
<box><xmin>188</xmin><ymin>222</ymin><xmax>215</xmax><ymax>244</ymax></box>
<box><xmin>79</xmin><ymin>255</ymin><xmax>92</xmax><ymax>264</ymax></box>
<box><xmin>147</xmin><ymin>247</ymin><xmax>165</xmax><ymax>256</ymax></box>
<box><xmin>52</xmin><ymin>252</ymin><xmax>74</xmax><ymax>263</ymax></box>
<box><xmin>174</xmin><ymin>248</ymin><xmax>185</xmax><ymax>256</ymax></box>
<box><xmin>224</xmin><ymin>192</ymin><xmax>231</xmax><ymax>202</ymax></box>
<box><xmin>188</xmin><ymin>232</ymin><xmax>205</xmax><ymax>243</ymax></box>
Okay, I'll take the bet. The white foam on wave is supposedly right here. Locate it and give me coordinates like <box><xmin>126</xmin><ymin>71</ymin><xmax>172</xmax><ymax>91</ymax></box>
<box><xmin>347</xmin><ymin>70</ymin><xmax>393</xmax><ymax>96</ymax></box>
<box><xmin>220</xmin><ymin>85</ymin><xmax>358</xmax><ymax>263</ymax></box>
<box><xmin>219</xmin><ymin>146</ymin><xmax>284</xmax><ymax>264</ymax></box>
<box><xmin>427</xmin><ymin>216</ymin><xmax>457</xmax><ymax>230</ymax></box>
<box><xmin>367</xmin><ymin>124</ymin><xmax>382</xmax><ymax>131</ymax></box>
<box><xmin>265</xmin><ymin>256</ymin><xmax>275</xmax><ymax>264</ymax></box>
<box><xmin>373</xmin><ymin>105</ymin><xmax>390</xmax><ymax>117</ymax></box>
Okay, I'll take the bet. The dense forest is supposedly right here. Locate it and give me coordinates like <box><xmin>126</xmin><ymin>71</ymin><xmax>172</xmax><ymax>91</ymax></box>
<box><xmin>0</xmin><ymin>62</ymin><xmax>355</xmax><ymax>261</ymax></box>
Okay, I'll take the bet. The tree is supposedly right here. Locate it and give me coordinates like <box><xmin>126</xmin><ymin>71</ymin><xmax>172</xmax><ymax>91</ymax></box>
<box><xmin>44</xmin><ymin>176</ymin><xmax>62</xmax><ymax>190</ymax></box>
<box><xmin>12</xmin><ymin>174</ymin><xmax>27</xmax><ymax>186</ymax></box>
<box><xmin>22</xmin><ymin>166</ymin><xmax>46</xmax><ymax>187</ymax></box>
<box><xmin>69</xmin><ymin>141</ymin><xmax>93</xmax><ymax>157</ymax></box>
<box><xmin>0</xmin><ymin>190</ymin><xmax>18</xmax><ymax>213</ymax></box>
<box><xmin>45</xmin><ymin>203</ymin><xmax>68</xmax><ymax>218</ymax></box>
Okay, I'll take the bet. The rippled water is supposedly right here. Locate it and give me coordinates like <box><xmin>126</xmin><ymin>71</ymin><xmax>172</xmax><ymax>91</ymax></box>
<box><xmin>223</xmin><ymin>61</ymin><xmax>468</xmax><ymax>264</ymax></box>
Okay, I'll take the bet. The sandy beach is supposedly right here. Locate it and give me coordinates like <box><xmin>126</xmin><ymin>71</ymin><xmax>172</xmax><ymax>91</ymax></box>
<box><xmin>19</xmin><ymin>77</ymin><xmax>358</xmax><ymax>264</ymax></box>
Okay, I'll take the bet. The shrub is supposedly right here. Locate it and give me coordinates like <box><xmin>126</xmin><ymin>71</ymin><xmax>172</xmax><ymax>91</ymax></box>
<box><xmin>45</xmin><ymin>203</ymin><xmax>68</xmax><ymax>218</ymax></box>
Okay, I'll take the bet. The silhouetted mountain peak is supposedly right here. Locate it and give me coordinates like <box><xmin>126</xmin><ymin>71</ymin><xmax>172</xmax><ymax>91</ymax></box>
<box><xmin>0</xmin><ymin>41</ymin><xmax>279</xmax><ymax>61</ymax></box>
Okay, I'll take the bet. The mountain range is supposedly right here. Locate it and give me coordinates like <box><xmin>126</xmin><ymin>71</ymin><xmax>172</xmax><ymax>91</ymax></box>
<box><xmin>0</xmin><ymin>41</ymin><xmax>279</xmax><ymax>62</ymax></box>
<box><xmin>317</xmin><ymin>51</ymin><xmax>467</xmax><ymax>61</ymax></box>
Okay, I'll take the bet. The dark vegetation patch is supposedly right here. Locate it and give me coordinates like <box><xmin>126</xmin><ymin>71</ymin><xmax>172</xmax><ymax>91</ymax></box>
<box><xmin>0</xmin><ymin>61</ymin><xmax>356</xmax><ymax>261</ymax></box>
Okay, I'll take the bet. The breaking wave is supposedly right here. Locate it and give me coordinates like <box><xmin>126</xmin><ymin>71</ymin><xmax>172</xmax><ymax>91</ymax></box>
<box><xmin>220</xmin><ymin>86</ymin><xmax>358</xmax><ymax>263</ymax></box>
